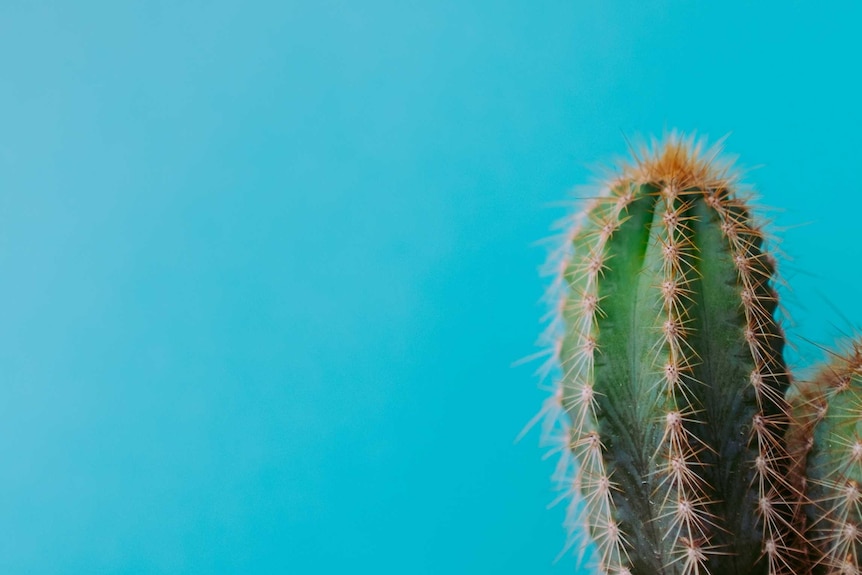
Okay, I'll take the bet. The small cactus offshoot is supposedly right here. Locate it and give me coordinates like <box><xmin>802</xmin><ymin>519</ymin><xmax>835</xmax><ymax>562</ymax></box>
<box><xmin>541</xmin><ymin>135</ymin><xmax>802</xmax><ymax>575</ymax></box>
<box><xmin>789</xmin><ymin>341</ymin><xmax>862</xmax><ymax>575</ymax></box>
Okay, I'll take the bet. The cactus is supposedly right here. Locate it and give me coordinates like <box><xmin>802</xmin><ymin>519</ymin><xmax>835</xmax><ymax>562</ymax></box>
<box><xmin>788</xmin><ymin>341</ymin><xmax>862</xmax><ymax>575</ymax></box>
<box><xmin>543</xmin><ymin>135</ymin><xmax>802</xmax><ymax>575</ymax></box>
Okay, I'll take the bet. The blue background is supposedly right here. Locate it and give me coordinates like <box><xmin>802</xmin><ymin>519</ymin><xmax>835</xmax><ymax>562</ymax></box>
<box><xmin>1</xmin><ymin>2</ymin><xmax>860</xmax><ymax>573</ymax></box>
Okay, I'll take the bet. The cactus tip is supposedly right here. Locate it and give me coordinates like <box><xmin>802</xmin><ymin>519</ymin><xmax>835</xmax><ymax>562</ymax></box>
<box><xmin>617</xmin><ymin>132</ymin><xmax>737</xmax><ymax>192</ymax></box>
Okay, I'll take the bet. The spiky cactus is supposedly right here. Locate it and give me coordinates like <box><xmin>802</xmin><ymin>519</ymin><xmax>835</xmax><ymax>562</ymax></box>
<box><xmin>546</xmin><ymin>137</ymin><xmax>801</xmax><ymax>575</ymax></box>
<box><xmin>788</xmin><ymin>341</ymin><xmax>862</xmax><ymax>575</ymax></box>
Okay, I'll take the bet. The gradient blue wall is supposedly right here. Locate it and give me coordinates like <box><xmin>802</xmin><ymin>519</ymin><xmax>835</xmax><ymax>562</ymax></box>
<box><xmin>0</xmin><ymin>2</ymin><xmax>860</xmax><ymax>573</ymax></box>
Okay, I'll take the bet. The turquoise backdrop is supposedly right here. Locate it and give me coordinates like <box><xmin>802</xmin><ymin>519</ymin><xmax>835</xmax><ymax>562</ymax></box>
<box><xmin>1</xmin><ymin>2</ymin><xmax>860</xmax><ymax>573</ymax></box>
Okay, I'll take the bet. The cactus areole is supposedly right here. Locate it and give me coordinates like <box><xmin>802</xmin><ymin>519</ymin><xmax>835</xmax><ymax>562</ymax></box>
<box><xmin>551</xmin><ymin>137</ymin><xmax>799</xmax><ymax>575</ymax></box>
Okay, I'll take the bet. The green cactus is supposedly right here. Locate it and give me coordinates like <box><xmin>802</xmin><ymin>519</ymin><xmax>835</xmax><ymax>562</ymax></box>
<box><xmin>788</xmin><ymin>341</ymin><xmax>862</xmax><ymax>575</ymax></box>
<box><xmin>544</xmin><ymin>136</ymin><xmax>802</xmax><ymax>575</ymax></box>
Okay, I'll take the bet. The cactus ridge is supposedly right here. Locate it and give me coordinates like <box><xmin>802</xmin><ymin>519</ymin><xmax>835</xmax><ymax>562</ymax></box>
<box><xmin>540</xmin><ymin>135</ymin><xmax>799</xmax><ymax>575</ymax></box>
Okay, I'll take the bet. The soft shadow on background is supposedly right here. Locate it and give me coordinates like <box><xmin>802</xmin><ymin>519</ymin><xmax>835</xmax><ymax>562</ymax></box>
<box><xmin>0</xmin><ymin>2</ymin><xmax>860</xmax><ymax>573</ymax></box>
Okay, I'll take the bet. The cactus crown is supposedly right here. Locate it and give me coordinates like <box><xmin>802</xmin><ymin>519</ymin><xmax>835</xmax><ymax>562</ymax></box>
<box><xmin>543</xmin><ymin>135</ymin><xmax>799</xmax><ymax>575</ymax></box>
<box><xmin>614</xmin><ymin>137</ymin><xmax>732</xmax><ymax>190</ymax></box>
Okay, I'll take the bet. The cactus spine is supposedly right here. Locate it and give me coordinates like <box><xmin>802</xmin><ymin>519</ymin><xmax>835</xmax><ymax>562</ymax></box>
<box><xmin>549</xmin><ymin>137</ymin><xmax>798</xmax><ymax>575</ymax></box>
<box><xmin>789</xmin><ymin>341</ymin><xmax>862</xmax><ymax>575</ymax></box>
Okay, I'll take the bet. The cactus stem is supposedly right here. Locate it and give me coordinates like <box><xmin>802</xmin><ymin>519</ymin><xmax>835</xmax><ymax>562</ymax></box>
<box><xmin>533</xmin><ymin>134</ymin><xmax>802</xmax><ymax>574</ymax></box>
